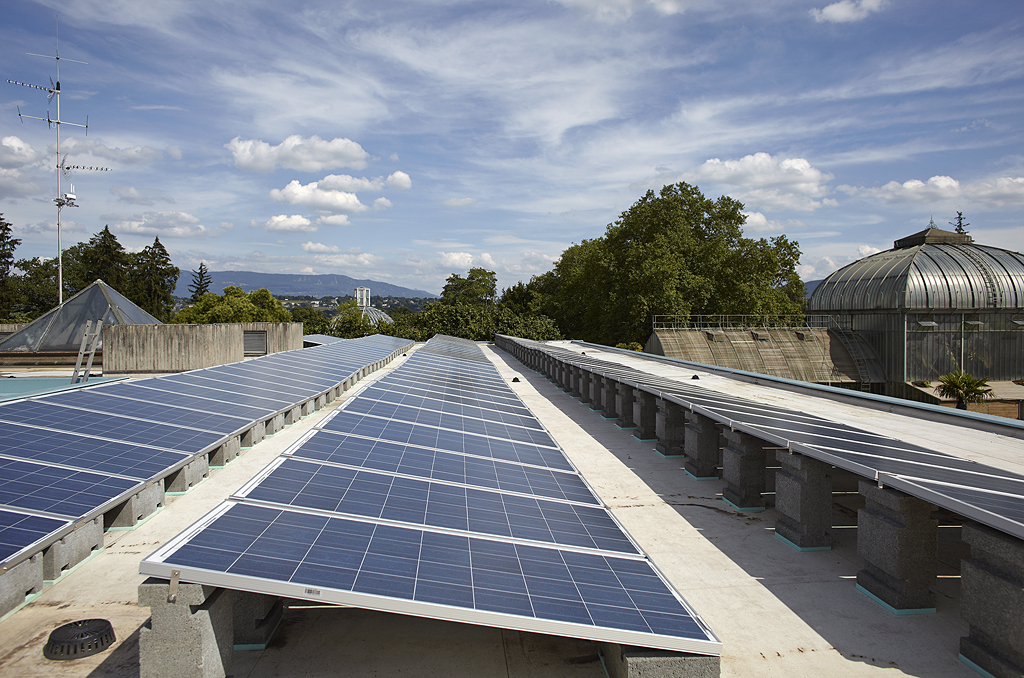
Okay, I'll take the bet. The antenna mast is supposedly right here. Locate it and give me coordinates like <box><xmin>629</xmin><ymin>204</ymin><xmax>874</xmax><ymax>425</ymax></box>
<box><xmin>6</xmin><ymin>16</ymin><xmax>108</xmax><ymax>305</ymax></box>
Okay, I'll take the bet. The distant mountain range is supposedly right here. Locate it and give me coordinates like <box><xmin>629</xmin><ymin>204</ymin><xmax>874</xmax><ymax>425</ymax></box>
<box><xmin>174</xmin><ymin>271</ymin><xmax>435</xmax><ymax>299</ymax></box>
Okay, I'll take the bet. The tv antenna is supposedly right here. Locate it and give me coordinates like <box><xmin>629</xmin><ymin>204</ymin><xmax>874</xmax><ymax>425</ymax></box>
<box><xmin>6</xmin><ymin>16</ymin><xmax>107</xmax><ymax>305</ymax></box>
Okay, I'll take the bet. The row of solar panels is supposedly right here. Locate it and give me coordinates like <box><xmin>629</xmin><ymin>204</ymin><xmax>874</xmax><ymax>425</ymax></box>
<box><xmin>499</xmin><ymin>336</ymin><xmax>1024</xmax><ymax>540</ymax></box>
<box><xmin>141</xmin><ymin>336</ymin><xmax>722</xmax><ymax>655</ymax></box>
<box><xmin>0</xmin><ymin>334</ymin><xmax>413</xmax><ymax>573</ymax></box>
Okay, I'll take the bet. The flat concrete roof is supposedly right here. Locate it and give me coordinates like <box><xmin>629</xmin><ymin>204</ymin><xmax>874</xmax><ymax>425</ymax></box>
<box><xmin>0</xmin><ymin>343</ymin><xmax>979</xmax><ymax>677</ymax></box>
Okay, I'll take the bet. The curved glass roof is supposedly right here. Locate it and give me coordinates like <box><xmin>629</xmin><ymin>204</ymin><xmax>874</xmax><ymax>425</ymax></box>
<box><xmin>809</xmin><ymin>228</ymin><xmax>1024</xmax><ymax>312</ymax></box>
<box><xmin>361</xmin><ymin>306</ymin><xmax>393</xmax><ymax>324</ymax></box>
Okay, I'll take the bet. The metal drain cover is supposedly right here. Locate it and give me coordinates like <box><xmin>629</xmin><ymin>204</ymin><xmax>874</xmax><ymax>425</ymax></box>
<box><xmin>43</xmin><ymin>619</ymin><xmax>116</xmax><ymax>660</ymax></box>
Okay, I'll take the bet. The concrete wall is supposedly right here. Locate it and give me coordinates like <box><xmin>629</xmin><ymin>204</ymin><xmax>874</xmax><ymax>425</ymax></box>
<box><xmin>103</xmin><ymin>323</ymin><xmax>302</xmax><ymax>374</ymax></box>
<box><xmin>238</xmin><ymin>322</ymin><xmax>302</xmax><ymax>354</ymax></box>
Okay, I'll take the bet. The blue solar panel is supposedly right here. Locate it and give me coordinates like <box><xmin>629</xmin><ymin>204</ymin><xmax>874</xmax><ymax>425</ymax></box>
<box><xmin>0</xmin><ymin>400</ymin><xmax>224</xmax><ymax>454</ymax></box>
<box><xmin>237</xmin><ymin>458</ymin><xmax>632</xmax><ymax>553</ymax></box>
<box><xmin>0</xmin><ymin>458</ymin><xmax>138</xmax><ymax>518</ymax></box>
<box><xmin>0</xmin><ymin>509</ymin><xmax>69</xmax><ymax>564</ymax></box>
<box><xmin>357</xmin><ymin>385</ymin><xmax>536</xmax><ymax>420</ymax></box>
<box><xmin>287</xmin><ymin>433</ymin><xmax>599</xmax><ymax>504</ymax></box>
<box><xmin>366</xmin><ymin>378</ymin><xmax>528</xmax><ymax>410</ymax></box>
<box><xmin>146</xmin><ymin>502</ymin><xmax>718</xmax><ymax>654</ymax></box>
<box><xmin>0</xmin><ymin>421</ymin><xmax>189</xmax><ymax>480</ymax></box>
<box><xmin>112</xmin><ymin>382</ymin><xmax>276</xmax><ymax>421</ymax></box>
<box><xmin>340</xmin><ymin>401</ymin><xmax>553</xmax><ymax>445</ymax></box>
<box><xmin>43</xmin><ymin>390</ymin><xmax>252</xmax><ymax>435</ymax></box>
<box><xmin>319</xmin><ymin>411</ymin><xmax>572</xmax><ymax>471</ymax></box>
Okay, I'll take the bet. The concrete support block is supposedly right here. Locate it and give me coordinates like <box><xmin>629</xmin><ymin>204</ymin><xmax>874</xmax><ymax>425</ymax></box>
<box><xmin>683</xmin><ymin>412</ymin><xmax>719</xmax><ymax>480</ymax></box>
<box><xmin>569</xmin><ymin>366</ymin><xmax>582</xmax><ymax>397</ymax></box>
<box><xmin>240</xmin><ymin>421</ymin><xmax>266</xmax><ymax>448</ymax></box>
<box><xmin>632</xmin><ymin>389</ymin><xmax>657</xmax><ymax>441</ymax></box>
<box><xmin>209</xmin><ymin>437</ymin><xmax>241</xmax><ymax>467</ymax></box>
<box><xmin>314</xmin><ymin>394</ymin><xmax>326</xmax><ymax>410</ymax></box>
<box><xmin>0</xmin><ymin>553</ymin><xmax>43</xmax><ymax>620</ymax></box>
<box><xmin>166</xmin><ymin>455</ymin><xmax>210</xmax><ymax>494</ymax></box>
<box><xmin>655</xmin><ymin>399</ymin><xmax>687</xmax><ymax>457</ymax></box>
<box><xmin>264</xmin><ymin>413</ymin><xmax>285</xmax><ymax>436</ymax></box>
<box><xmin>856</xmin><ymin>480</ymin><xmax>937</xmax><ymax>613</ymax></box>
<box><xmin>774</xmin><ymin>452</ymin><xmax>832</xmax><ymax>550</ymax></box>
<box><xmin>300</xmin><ymin>399</ymin><xmax>313</xmax><ymax>417</ymax></box>
<box><xmin>959</xmin><ymin>522</ymin><xmax>1024</xmax><ymax>678</ymax></box>
<box><xmin>589</xmin><ymin>375</ymin><xmax>605</xmax><ymax>411</ymax></box>
<box><xmin>616</xmin><ymin>383</ymin><xmax>637</xmax><ymax>428</ymax></box>
<box><xmin>284</xmin><ymin>405</ymin><xmax>303</xmax><ymax>426</ymax></box>
<box><xmin>139</xmin><ymin>577</ymin><xmax>233</xmax><ymax>678</ymax></box>
<box><xmin>105</xmin><ymin>480</ymin><xmax>165</xmax><ymax>529</ymax></box>
<box><xmin>600</xmin><ymin>378</ymin><xmax>619</xmax><ymax>419</ymax></box>
<box><xmin>600</xmin><ymin>643</ymin><xmax>720</xmax><ymax>678</ymax></box>
<box><xmin>324</xmin><ymin>389</ymin><xmax>336</xmax><ymax>404</ymax></box>
<box><xmin>721</xmin><ymin>430</ymin><xmax>766</xmax><ymax>511</ymax></box>
<box><xmin>578</xmin><ymin>370</ymin><xmax>593</xmax><ymax>404</ymax></box>
<box><xmin>42</xmin><ymin>516</ymin><xmax>103</xmax><ymax>581</ymax></box>
<box><xmin>232</xmin><ymin>591</ymin><xmax>284</xmax><ymax>650</ymax></box>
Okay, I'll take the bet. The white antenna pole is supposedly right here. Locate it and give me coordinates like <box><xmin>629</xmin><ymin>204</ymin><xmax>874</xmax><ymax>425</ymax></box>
<box><xmin>7</xmin><ymin>15</ymin><xmax>93</xmax><ymax>306</ymax></box>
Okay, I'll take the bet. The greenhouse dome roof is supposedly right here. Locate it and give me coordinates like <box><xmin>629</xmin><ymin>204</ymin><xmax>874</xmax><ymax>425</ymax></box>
<box><xmin>809</xmin><ymin>225</ymin><xmax>1024</xmax><ymax>312</ymax></box>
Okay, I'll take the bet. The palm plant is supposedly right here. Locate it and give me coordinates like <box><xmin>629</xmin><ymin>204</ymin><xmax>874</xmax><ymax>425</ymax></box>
<box><xmin>934</xmin><ymin>371</ymin><xmax>992</xmax><ymax>410</ymax></box>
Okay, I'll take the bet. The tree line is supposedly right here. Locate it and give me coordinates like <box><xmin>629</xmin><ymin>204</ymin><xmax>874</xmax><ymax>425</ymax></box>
<box><xmin>0</xmin><ymin>215</ymin><xmax>179</xmax><ymax>322</ymax></box>
<box><xmin>0</xmin><ymin>181</ymin><xmax>808</xmax><ymax>346</ymax></box>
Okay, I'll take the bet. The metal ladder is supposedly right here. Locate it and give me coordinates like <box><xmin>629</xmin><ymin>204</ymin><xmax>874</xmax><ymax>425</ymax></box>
<box><xmin>71</xmin><ymin>320</ymin><xmax>101</xmax><ymax>384</ymax></box>
<box><xmin>958</xmin><ymin>246</ymin><xmax>1002</xmax><ymax>308</ymax></box>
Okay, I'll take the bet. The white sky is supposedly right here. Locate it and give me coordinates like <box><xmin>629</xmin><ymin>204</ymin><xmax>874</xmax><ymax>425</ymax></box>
<box><xmin>2</xmin><ymin>0</ymin><xmax>1022</xmax><ymax>295</ymax></box>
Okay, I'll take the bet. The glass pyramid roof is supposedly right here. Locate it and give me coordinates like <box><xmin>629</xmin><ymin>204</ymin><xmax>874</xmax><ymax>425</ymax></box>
<box><xmin>0</xmin><ymin>280</ymin><xmax>160</xmax><ymax>353</ymax></box>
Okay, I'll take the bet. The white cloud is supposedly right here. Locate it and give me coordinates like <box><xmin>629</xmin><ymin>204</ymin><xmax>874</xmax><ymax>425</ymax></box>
<box><xmin>110</xmin><ymin>185</ymin><xmax>175</xmax><ymax>206</ymax></box>
<box><xmin>742</xmin><ymin>211</ymin><xmax>783</xmax><ymax>233</ymax></box>
<box><xmin>553</xmin><ymin>0</ymin><xmax>692</xmax><ymax>22</ymax></box>
<box><xmin>811</xmin><ymin>0</ymin><xmax>886</xmax><ymax>23</ymax></box>
<box><xmin>107</xmin><ymin>211</ymin><xmax>209</xmax><ymax>237</ymax></box>
<box><xmin>318</xmin><ymin>174</ymin><xmax>384</xmax><ymax>192</ymax></box>
<box><xmin>301</xmin><ymin>241</ymin><xmax>341</xmax><ymax>253</ymax></box>
<box><xmin>373</xmin><ymin>197</ymin><xmax>392</xmax><ymax>210</ymax></box>
<box><xmin>443</xmin><ymin>197</ymin><xmax>477</xmax><ymax>207</ymax></box>
<box><xmin>226</xmin><ymin>135</ymin><xmax>368</xmax><ymax>173</ymax></box>
<box><xmin>438</xmin><ymin>251</ymin><xmax>495</xmax><ymax>269</ymax></box>
<box><xmin>316</xmin><ymin>214</ymin><xmax>352</xmax><ymax>227</ymax></box>
<box><xmin>58</xmin><ymin>137</ymin><xmax>160</xmax><ymax>165</ymax></box>
<box><xmin>0</xmin><ymin>136</ymin><xmax>38</xmax><ymax>169</ymax></box>
<box><xmin>270</xmin><ymin>180</ymin><xmax>368</xmax><ymax>213</ymax></box>
<box><xmin>254</xmin><ymin>214</ymin><xmax>316</xmax><ymax>233</ymax></box>
<box><xmin>314</xmin><ymin>248</ymin><xmax>384</xmax><ymax>268</ymax></box>
<box><xmin>686</xmin><ymin>153</ymin><xmax>835</xmax><ymax>212</ymax></box>
<box><xmin>386</xmin><ymin>171</ymin><xmax>412</xmax><ymax>190</ymax></box>
<box><xmin>840</xmin><ymin>175</ymin><xmax>1024</xmax><ymax>207</ymax></box>
<box><xmin>0</xmin><ymin>168</ymin><xmax>40</xmax><ymax>199</ymax></box>
<box><xmin>166</xmin><ymin>145</ymin><xmax>182</xmax><ymax>160</ymax></box>
<box><xmin>20</xmin><ymin>219</ymin><xmax>88</xmax><ymax>234</ymax></box>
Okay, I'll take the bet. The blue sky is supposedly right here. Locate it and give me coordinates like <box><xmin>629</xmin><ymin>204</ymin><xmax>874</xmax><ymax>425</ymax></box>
<box><xmin>2</xmin><ymin>0</ymin><xmax>1022</xmax><ymax>296</ymax></box>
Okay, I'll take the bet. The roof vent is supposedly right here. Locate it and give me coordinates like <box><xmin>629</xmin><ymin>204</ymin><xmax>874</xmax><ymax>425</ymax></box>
<box><xmin>43</xmin><ymin>619</ymin><xmax>116</xmax><ymax>660</ymax></box>
<box><xmin>894</xmin><ymin>224</ymin><xmax>973</xmax><ymax>249</ymax></box>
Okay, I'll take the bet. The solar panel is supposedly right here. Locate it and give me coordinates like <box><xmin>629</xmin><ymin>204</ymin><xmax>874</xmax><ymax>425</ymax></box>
<box><xmin>502</xmin><ymin>336</ymin><xmax>1024</xmax><ymax>540</ymax></box>
<box><xmin>0</xmin><ymin>457</ymin><xmax>138</xmax><ymax>519</ymax></box>
<box><xmin>0</xmin><ymin>509</ymin><xmax>70</xmax><ymax>564</ymax></box>
<box><xmin>141</xmin><ymin>335</ymin><xmax>721</xmax><ymax>655</ymax></box>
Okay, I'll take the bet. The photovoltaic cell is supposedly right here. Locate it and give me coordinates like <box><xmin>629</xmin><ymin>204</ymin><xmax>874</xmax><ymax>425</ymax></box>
<box><xmin>0</xmin><ymin>458</ymin><xmax>138</xmax><ymax>518</ymax></box>
<box><xmin>0</xmin><ymin>509</ymin><xmax>69</xmax><ymax>564</ymax></box>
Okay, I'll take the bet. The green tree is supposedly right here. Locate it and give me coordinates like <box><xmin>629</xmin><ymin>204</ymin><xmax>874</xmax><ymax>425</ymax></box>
<box><xmin>330</xmin><ymin>299</ymin><xmax>378</xmax><ymax>338</ymax></box>
<box><xmin>0</xmin><ymin>214</ymin><xmax>22</xmax><ymax>319</ymax></box>
<box><xmin>10</xmin><ymin>257</ymin><xmax>58</xmax><ymax>319</ymax></box>
<box><xmin>188</xmin><ymin>262</ymin><xmax>212</xmax><ymax>302</ymax></box>
<box><xmin>498</xmin><ymin>281</ymin><xmax>533</xmax><ymax>315</ymax></box>
<box><xmin>290</xmin><ymin>306</ymin><xmax>332</xmax><ymax>335</ymax></box>
<box><xmin>441</xmin><ymin>268</ymin><xmax>497</xmax><ymax>306</ymax></box>
<box><xmin>934</xmin><ymin>371</ymin><xmax>992</xmax><ymax>410</ymax></box>
<box><xmin>533</xmin><ymin>182</ymin><xmax>804</xmax><ymax>345</ymax></box>
<box><xmin>172</xmin><ymin>286</ymin><xmax>290</xmax><ymax>323</ymax></box>
<box><xmin>128</xmin><ymin>237</ymin><xmax>180</xmax><ymax>321</ymax></box>
<box><xmin>74</xmin><ymin>226</ymin><xmax>130</xmax><ymax>293</ymax></box>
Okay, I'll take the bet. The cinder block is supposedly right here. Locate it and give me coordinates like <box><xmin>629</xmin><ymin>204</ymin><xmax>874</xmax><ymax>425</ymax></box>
<box><xmin>264</xmin><ymin>413</ymin><xmax>285</xmax><ymax>435</ymax></box>
<box><xmin>139</xmin><ymin>577</ymin><xmax>233</xmax><ymax>678</ymax></box>
<box><xmin>600</xmin><ymin>643</ymin><xmax>720</xmax><ymax>678</ymax></box>
<box><xmin>43</xmin><ymin>517</ymin><xmax>103</xmax><ymax>581</ymax></box>
<box><xmin>774</xmin><ymin>452</ymin><xmax>832</xmax><ymax>550</ymax></box>
<box><xmin>233</xmin><ymin>591</ymin><xmax>283</xmax><ymax>650</ymax></box>
<box><xmin>655</xmin><ymin>399</ymin><xmax>686</xmax><ymax>457</ymax></box>
<box><xmin>209</xmin><ymin>437</ymin><xmax>241</xmax><ymax>467</ymax></box>
<box><xmin>166</xmin><ymin>456</ymin><xmax>210</xmax><ymax>494</ymax></box>
<box><xmin>632</xmin><ymin>389</ymin><xmax>657</xmax><ymax>441</ymax></box>
<box><xmin>0</xmin><ymin>553</ymin><xmax>43</xmax><ymax>620</ymax></box>
<box><xmin>959</xmin><ymin>522</ymin><xmax>1024</xmax><ymax>677</ymax></box>
<box><xmin>616</xmin><ymin>383</ymin><xmax>636</xmax><ymax>428</ymax></box>
<box><xmin>240</xmin><ymin>421</ymin><xmax>266</xmax><ymax>448</ymax></box>
<box><xmin>683</xmin><ymin>412</ymin><xmax>719</xmax><ymax>479</ymax></box>
<box><xmin>600</xmin><ymin>379</ymin><xmax>619</xmax><ymax>419</ymax></box>
<box><xmin>856</xmin><ymin>480</ymin><xmax>937</xmax><ymax>612</ymax></box>
<box><xmin>721</xmin><ymin>430</ymin><xmax>766</xmax><ymax>510</ymax></box>
<box><xmin>578</xmin><ymin>369</ymin><xmax>593</xmax><ymax>404</ymax></box>
<box><xmin>105</xmin><ymin>480</ymin><xmax>165</xmax><ymax>529</ymax></box>
<box><xmin>283</xmin><ymin>405</ymin><xmax>303</xmax><ymax>426</ymax></box>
